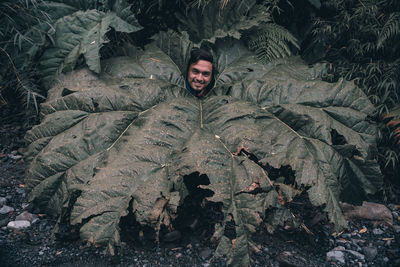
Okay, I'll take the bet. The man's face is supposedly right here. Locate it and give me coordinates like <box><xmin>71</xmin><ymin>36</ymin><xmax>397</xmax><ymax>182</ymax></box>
<box><xmin>187</xmin><ymin>60</ymin><xmax>213</xmax><ymax>92</ymax></box>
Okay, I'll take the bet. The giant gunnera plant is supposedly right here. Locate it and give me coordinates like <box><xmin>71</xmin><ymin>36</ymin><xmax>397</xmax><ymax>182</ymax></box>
<box><xmin>24</xmin><ymin>1</ymin><xmax>382</xmax><ymax>267</ymax></box>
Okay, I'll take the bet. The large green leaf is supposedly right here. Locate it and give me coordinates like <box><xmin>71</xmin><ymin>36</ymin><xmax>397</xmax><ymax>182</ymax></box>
<box><xmin>25</xmin><ymin>31</ymin><xmax>382</xmax><ymax>267</ymax></box>
<box><xmin>39</xmin><ymin>9</ymin><xmax>142</xmax><ymax>87</ymax></box>
<box><xmin>175</xmin><ymin>0</ymin><xmax>271</xmax><ymax>44</ymax></box>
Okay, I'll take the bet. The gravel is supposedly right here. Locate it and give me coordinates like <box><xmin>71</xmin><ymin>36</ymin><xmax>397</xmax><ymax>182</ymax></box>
<box><xmin>1</xmin><ymin>123</ymin><xmax>399</xmax><ymax>266</ymax></box>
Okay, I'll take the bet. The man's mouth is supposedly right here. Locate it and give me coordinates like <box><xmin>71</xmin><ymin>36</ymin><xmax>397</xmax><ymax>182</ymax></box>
<box><xmin>193</xmin><ymin>80</ymin><xmax>204</xmax><ymax>85</ymax></box>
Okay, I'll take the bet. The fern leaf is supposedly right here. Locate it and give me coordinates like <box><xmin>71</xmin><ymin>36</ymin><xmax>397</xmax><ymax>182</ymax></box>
<box><xmin>383</xmin><ymin>105</ymin><xmax>400</xmax><ymax>145</ymax></box>
<box><xmin>249</xmin><ymin>23</ymin><xmax>299</xmax><ymax>63</ymax></box>
<box><xmin>378</xmin><ymin>12</ymin><xmax>400</xmax><ymax>48</ymax></box>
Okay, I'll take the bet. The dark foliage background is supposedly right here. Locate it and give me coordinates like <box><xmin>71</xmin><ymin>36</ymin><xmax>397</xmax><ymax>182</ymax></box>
<box><xmin>301</xmin><ymin>0</ymin><xmax>400</xmax><ymax>197</ymax></box>
<box><xmin>1</xmin><ymin>0</ymin><xmax>399</xmax><ymax>199</ymax></box>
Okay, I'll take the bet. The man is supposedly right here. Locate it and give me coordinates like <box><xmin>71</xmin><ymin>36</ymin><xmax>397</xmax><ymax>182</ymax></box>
<box><xmin>186</xmin><ymin>48</ymin><xmax>214</xmax><ymax>98</ymax></box>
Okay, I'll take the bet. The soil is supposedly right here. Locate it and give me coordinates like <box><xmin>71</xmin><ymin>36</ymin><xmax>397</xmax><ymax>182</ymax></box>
<box><xmin>0</xmin><ymin>122</ymin><xmax>399</xmax><ymax>267</ymax></box>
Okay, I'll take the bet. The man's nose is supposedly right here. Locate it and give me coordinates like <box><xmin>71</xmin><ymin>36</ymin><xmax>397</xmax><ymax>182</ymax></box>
<box><xmin>196</xmin><ymin>73</ymin><xmax>204</xmax><ymax>80</ymax></box>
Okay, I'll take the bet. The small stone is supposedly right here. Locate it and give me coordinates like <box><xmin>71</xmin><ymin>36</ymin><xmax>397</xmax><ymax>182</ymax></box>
<box><xmin>16</xmin><ymin>211</ymin><xmax>38</xmax><ymax>222</ymax></box>
<box><xmin>392</xmin><ymin>211</ymin><xmax>399</xmax><ymax>218</ymax></box>
<box><xmin>388</xmin><ymin>204</ymin><xmax>398</xmax><ymax>211</ymax></box>
<box><xmin>362</xmin><ymin>247</ymin><xmax>378</xmax><ymax>261</ymax></box>
<box><xmin>333</xmin><ymin>246</ymin><xmax>346</xmax><ymax>251</ymax></box>
<box><xmin>342</xmin><ymin>233</ymin><xmax>351</xmax><ymax>239</ymax></box>
<box><xmin>347</xmin><ymin>250</ymin><xmax>365</xmax><ymax>260</ymax></box>
<box><xmin>0</xmin><ymin>197</ymin><xmax>7</xmax><ymax>206</ymax></box>
<box><xmin>163</xmin><ymin>230</ymin><xmax>181</xmax><ymax>242</ymax></box>
<box><xmin>352</xmin><ymin>239</ymin><xmax>366</xmax><ymax>245</ymax></box>
<box><xmin>383</xmin><ymin>257</ymin><xmax>389</xmax><ymax>263</ymax></box>
<box><xmin>9</xmin><ymin>154</ymin><xmax>22</xmax><ymax>160</ymax></box>
<box><xmin>372</xmin><ymin>228</ymin><xmax>383</xmax><ymax>235</ymax></box>
<box><xmin>393</xmin><ymin>225</ymin><xmax>400</xmax><ymax>233</ymax></box>
<box><xmin>39</xmin><ymin>251</ymin><xmax>44</xmax><ymax>256</ymax></box>
<box><xmin>7</xmin><ymin>220</ymin><xmax>31</xmax><ymax>230</ymax></box>
<box><xmin>327</xmin><ymin>250</ymin><xmax>345</xmax><ymax>264</ymax></box>
<box><xmin>276</xmin><ymin>251</ymin><xmax>307</xmax><ymax>267</ymax></box>
<box><xmin>32</xmin><ymin>218</ymin><xmax>40</xmax><ymax>224</ymax></box>
<box><xmin>0</xmin><ymin>218</ymin><xmax>9</xmax><ymax>227</ymax></box>
<box><xmin>199</xmin><ymin>248</ymin><xmax>213</xmax><ymax>259</ymax></box>
<box><xmin>0</xmin><ymin>205</ymin><xmax>14</xmax><ymax>214</ymax></box>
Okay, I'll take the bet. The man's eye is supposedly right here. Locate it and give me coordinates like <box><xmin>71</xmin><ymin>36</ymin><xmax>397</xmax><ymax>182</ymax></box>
<box><xmin>192</xmin><ymin>69</ymin><xmax>199</xmax><ymax>74</ymax></box>
<box><xmin>203</xmin><ymin>72</ymin><xmax>210</xmax><ymax>77</ymax></box>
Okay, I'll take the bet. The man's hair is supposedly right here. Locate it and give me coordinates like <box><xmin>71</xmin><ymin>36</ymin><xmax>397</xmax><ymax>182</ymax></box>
<box><xmin>188</xmin><ymin>48</ymin><xmax>213</xmax><ymax>66</ymax></box>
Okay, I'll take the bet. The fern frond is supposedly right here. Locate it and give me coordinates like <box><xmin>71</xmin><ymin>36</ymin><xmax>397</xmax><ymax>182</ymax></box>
<box><xmin>377</xmin><ymin>12</ymin><xmax>400</xmax><ymax>48</ymax></box>
<box><xmin>249</xmin><ymin>23</ymin><xmax>299</xmax><ymax>63</ymax></box>
<box><xmin>383</xmin><ymin>105</ymin><xmax>400</xmax><ymax>145</ymax></box>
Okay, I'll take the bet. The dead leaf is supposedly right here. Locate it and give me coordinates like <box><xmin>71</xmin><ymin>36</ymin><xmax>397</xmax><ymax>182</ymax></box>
<box><xmin>149</xmin><ymin>197</ymin><xmax>169</xmax><ymax>223</ymax></box>
<box><xmin>387</xmin><ymin>119</ymin><xmax>400</xmax><ymax>127</ymax></box>
<box><xmin>231</xmin><ymin>239</ymin><xmax>237</xmax><ymax>249</ymax></box>
<box><xmin>239</xmin><ymin>182</ymin><xmax>260</xmax><ymax>194</ymax></box>
<box><xmin>265</xmin><ymin>223</ymin><xmax>272</xmax><ymax>233</ymax></box>
<box><xmin>87</xmin><ymin>236</ymin><xmax>94</xmax><ymax>244</ymax></box>
<box><xmin>359</xmin><ymin>227</ymin><xmax>367</xmax><ymax>234</ymax></box>
<box><xmin>56</xmin><ymin>251</ymin><xmax>62</xmax><ymax>255</ymax></box>
<box><xmin>139</xmin><ymin>230</ymin><xmax>144</xmax><ymax>240</ymax></box>
<box><xmin>13</xmin><ymin>229</ymin><xmax>24</xmax><ymax>236</ymax></box>
<box><xmin>301</xmin><ymin>223</ymin><xmax>313</xmax><ymax>235</ymax></box>
<box><xmin>332</xmin><ymin>231</ymin><xmax>344</xmax><ymax>237</ymax></box>
<box><xmin>277</xmin><ymin>189</ymin><xmax>285</xmax><ymax>205</ymax></box>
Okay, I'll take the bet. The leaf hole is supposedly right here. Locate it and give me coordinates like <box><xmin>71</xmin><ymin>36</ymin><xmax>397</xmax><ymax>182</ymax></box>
<box><xmin>330</xmin><ymin>129</ymin><xmax>347</xmax><ymax>145</ymax></box>
<box><xmin>264</xmin><ymin>163</ymin><xmax>296</xmax><ymax>186</ymax></box>
<box><xmin>223</xmin><ymin>214</ymin><xmax>237</xmax><ymax>240</ymax></box>
<box><xmin>61</xmin><ymin>88</ymin><xmax>76</xmax><ymax>97</ymax></box>
<box><xmin>54</xmin><ymin>191</ymin><xmax>84</xmax><ymax>242</ymax></box>
<box><xmin>91</xmin><ymin>97</ymin><xmax>99</xmax><ymax>109</ymax></box>
<box><xmin>119</xmin><ymin>198</ymin><xmax>157</xmax><ymax>248</ymax></box>
<box><xmin>237</xmin><ymin>148</ymin><xmax>296</xmax><ymax>186</ymax></box>
<box><xmin>169</xmin><ymin>172</ymin><xmax>223</xmax><ymax>243</ymax></box>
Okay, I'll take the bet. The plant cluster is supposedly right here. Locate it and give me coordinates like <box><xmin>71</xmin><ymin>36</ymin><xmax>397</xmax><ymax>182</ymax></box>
<box><xmin>303</xmin><ymin>0</ymin><xmax>400</xmax><ymax>195</ymax></box>
<box><xmin>0</xmin><ymin>0</ymin><xmax>143</xmax><ymax>121</ymax></box>
<box><xmin>24</xmin><ymin>32</ymin><xmax>381</xmax><ymax>266</ymax></box>
<box><xmin>2</xmin><ymin>0</ymin><xmax>398</xmax><ymax>265</ymax></box>
<box><xmin>0</xmin><ymin>0</ymin><xmax>300</xmax><ymax>121</ymax></box>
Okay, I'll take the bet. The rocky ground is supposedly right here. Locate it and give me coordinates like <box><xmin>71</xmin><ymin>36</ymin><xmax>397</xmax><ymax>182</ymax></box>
<box><xmin>0</xmin><ymin>122</ymin><xmax>399</xmax><ymax>267</ymax></box>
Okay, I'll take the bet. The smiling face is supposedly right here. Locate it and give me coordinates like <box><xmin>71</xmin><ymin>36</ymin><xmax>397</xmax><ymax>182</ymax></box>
<box><xmin>187</xmin><ymin>59</ymin><xmax>213</xmax><ymax>93</ymax></box>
